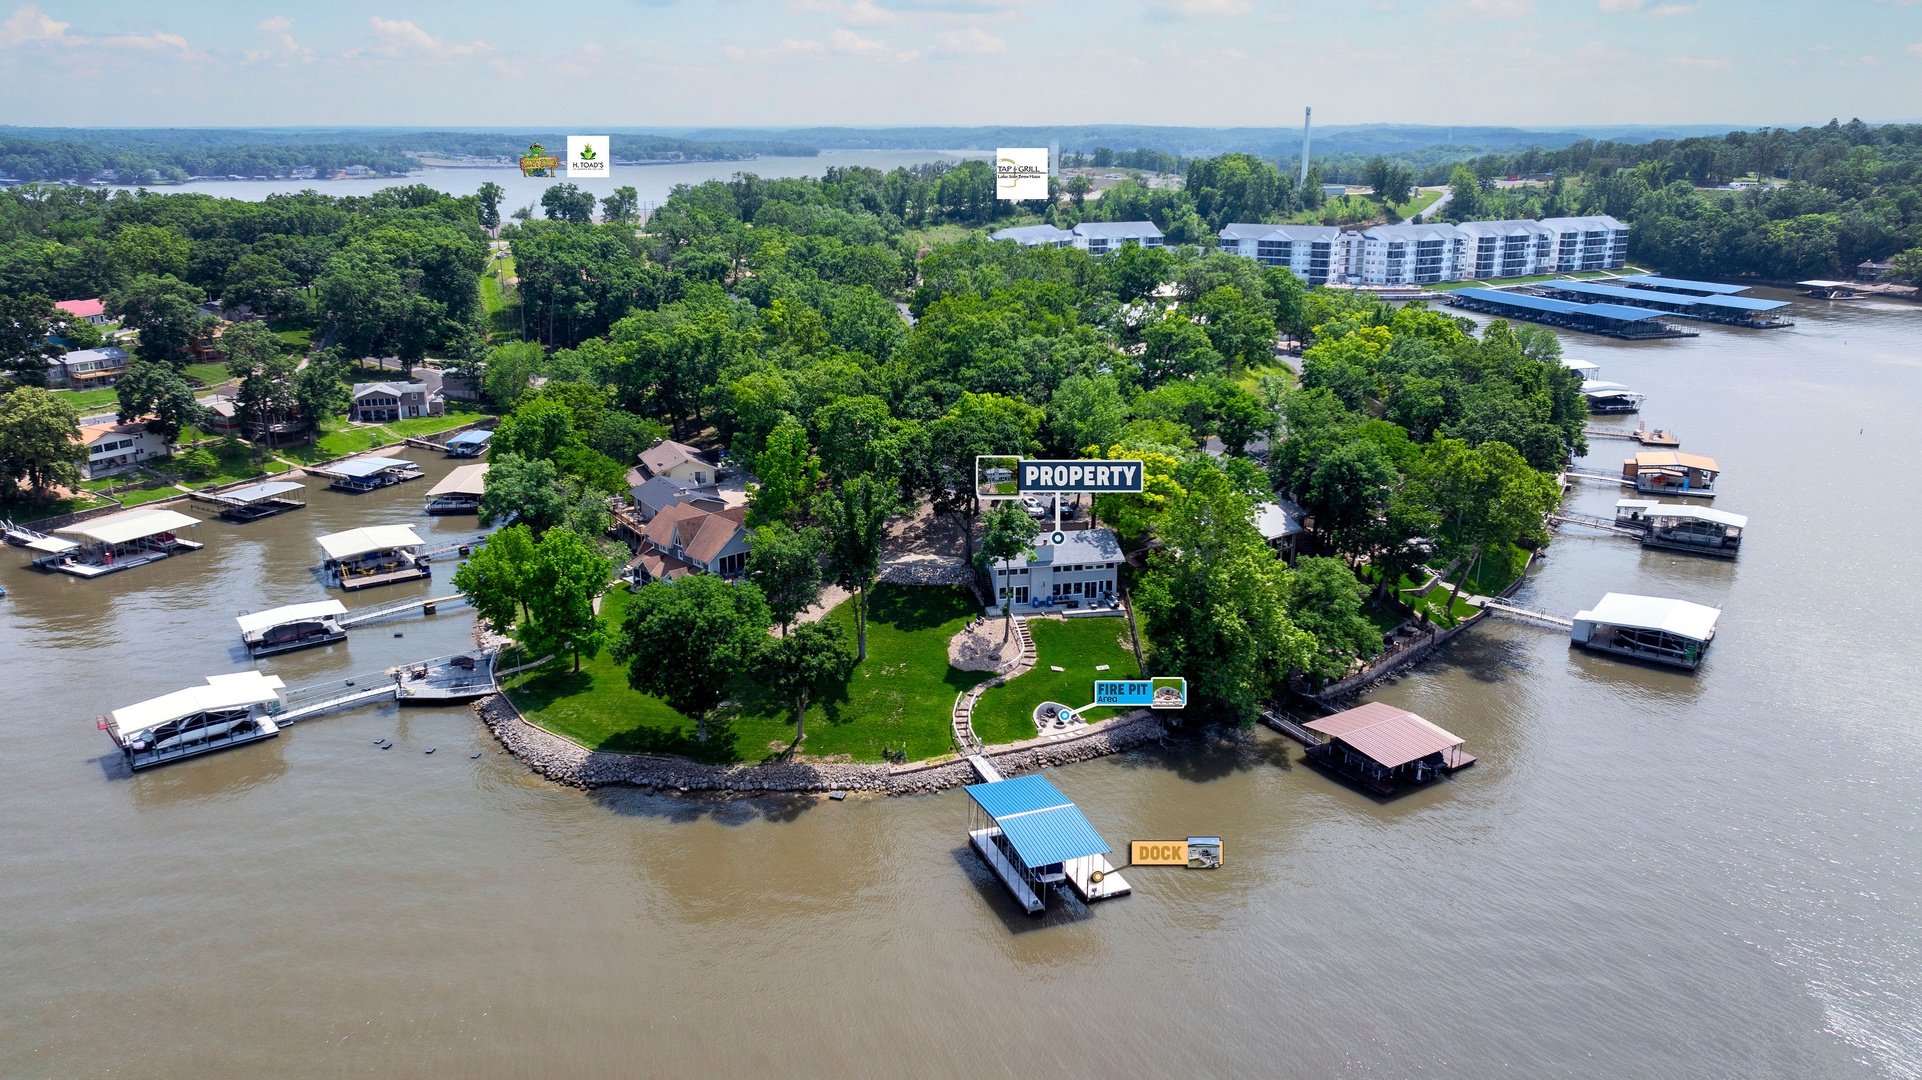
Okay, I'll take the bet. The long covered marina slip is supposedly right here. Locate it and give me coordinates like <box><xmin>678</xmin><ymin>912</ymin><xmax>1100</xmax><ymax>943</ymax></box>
<box><xmin>1571</xmin><ymin>593</ymin><xmax>1721</xmax><ymax>671</ymax></box>
<box><xmin>29</xmin><ymin>507</ymin><xmax>203</xmax><ymax>578</ymax></box>
<box><xmin>1534</xmin><ymin>280</ymin><xmax>1794</xmax><ymax>329</ymax></box>
<box><xmin>964</xmin><ymin>773</ymin><xmax>1125</xmax><ymax>914</ymax></box>
<box><xmin>316</xmin><ymin>455</ymin><xmax>424</xmax><ymax>493</ymax></box>
<box><xmin>237</xmin><ymin>600</ymin><xmax>349</xmax><ymax>656</ymax></box>
<box><xmin>103</xmin><ymin>671</ymin><xmax>288</xmax><ymax>770</ymax></box>
<box><xmin>1302</xmin><ymin>701</ymin><xmax>1475</xmax><ymax>796</ymax></box>
<box><xmin>208</xmin><ymin>479</ymin><xmax>307</xmax><ymax>522</ymax></box>
<box><xmin>317</xmin><ymin>524</ymin><xmax>430</xmax><ymax>590</ymax></box>
<box><xmin>424</xmin><ymin>463</ymin><xmax>488</xmax><ymax>515</ymax></box>
<box><xmin>1613</xmin><ymin>500</ymin><xmax>1747</xmax><ymax>558</ymax></box>
<box><xmin>1581</xmin><ymin>380</ymin><xmax>1644</xmax><ymax>413</ymax></box>
<box><xmin>1444</xmin><ymin>287</ymin><xmax>1694</xmax><ymax>339</ymax></box>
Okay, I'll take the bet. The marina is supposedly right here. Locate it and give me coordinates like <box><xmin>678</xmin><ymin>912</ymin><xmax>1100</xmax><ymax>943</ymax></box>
<box><xmin>1535</xmin><ymin>279</ymin><xmax>1795</xmax><ymax>328</ymax></box>
<box><xmin>28</xmin><ymin>508</ymin><xmax>203</xmax><ymax>578</ymax></box>
<box><xmin>238</xmin><ymin>599</ymin><xmax>349</xmax><ymax>656</ymax></box>
<box><xmin>317</xmin><ymin>524</ymin><xmax>431</xmax><ymax>590</ymax></box>
<box><xmin>424</xmin><ymin>463</ymin><xmax>488</xmax><ymax>515</ymax></box>
<box><xmin>1443</xmin><ymin>286</ymin><xmax>1696</xmax><ymax>339</ymax></box>
<box><xmin>204</xmin><ymin>479</ymin><xmax>307</xmax><ymax>522</ymax></box>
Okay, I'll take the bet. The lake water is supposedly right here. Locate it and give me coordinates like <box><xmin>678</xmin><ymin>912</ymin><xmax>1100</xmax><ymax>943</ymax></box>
<box><xmin>2</xmin><ymin>293</ymin><xmax>1920</xmax><ymax>1078</ymax></box>
<box><xmin>101</xmin><ymin>149</ymin><xmax>993</xmax><ymax>211</ymax></box>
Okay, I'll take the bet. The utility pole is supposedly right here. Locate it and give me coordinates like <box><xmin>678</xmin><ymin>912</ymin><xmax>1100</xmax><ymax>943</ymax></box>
<box><xmin>1299</xmin><ymin>106</ymin><xmax>1313</xmax><ymax>185</ymax></box>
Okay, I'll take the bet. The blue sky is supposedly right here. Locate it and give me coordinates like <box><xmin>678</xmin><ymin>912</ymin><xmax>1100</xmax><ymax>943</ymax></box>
<box><xmin>1</xmin><ymin>0</ymin><xmax>1917</xmax><ymax>128</ymax></box>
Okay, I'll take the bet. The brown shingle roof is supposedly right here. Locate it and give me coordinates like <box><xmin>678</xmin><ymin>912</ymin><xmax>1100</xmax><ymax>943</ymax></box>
<box><xmin>639</xmin><ymin>439</ymin><xmax>707</xmax><ymax>476</ymax></box>
<box><xmin>639</xmin><ymin>503</ymin><xmax>746</xmax><ymax>567</ymax></box>
<box><xmin>1304</xmin><ymin>702</ymin><xmax>1463</xmax><ymax>769</ymax></box>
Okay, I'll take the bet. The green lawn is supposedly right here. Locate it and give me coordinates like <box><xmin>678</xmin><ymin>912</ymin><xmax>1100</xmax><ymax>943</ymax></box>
<box><xmin>969</xmin><ymin>616</ymin><xmax>1142</xmax><ymax>745</ymax></box>
<box><xmin>279</xmin><ymin>406</ymin><xmax>481</xmax><ymax>463</ymax></box>
<box><xmin>52</xmin><ymin>386</ymin><xmax>121</xmax><ymax>411</ymax></box>
<box><xmin>506</xmin><ymin>583</ymin><xmax>994</xmax><ymax>765</ymax></box>
<box><xmin>180</xmin><ymin>362</ymin><xmax>231</xmax><ymax>387</ymax></box>
<box><xmin>1456</xmin><ymin>543</ymin><xmax>1529</xmax><ymax>597</ymax></box>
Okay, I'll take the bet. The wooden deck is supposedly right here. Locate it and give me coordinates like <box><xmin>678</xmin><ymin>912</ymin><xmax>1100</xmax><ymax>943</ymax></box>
<box><xmin>337</xmin><ymin>564</ymin><xmax>432</xmax><ymax>591</ymax></box>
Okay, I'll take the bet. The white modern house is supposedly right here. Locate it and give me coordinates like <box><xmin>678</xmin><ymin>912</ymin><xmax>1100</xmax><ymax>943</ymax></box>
<box><xmin>989</xmin><ymin>224</ymin><xmax>1075</xmax><ymax>248</ymax></box>
<box><xmin>1070</xmin><ymin>221</ymin><xmax>1163</xmax><ymax>256</ymax></box>
<box><xmin>990</xmin><ymin>527</ymin><xmax>1124</xmax><ymax>608</ymax></box>
<box><xmin>1216</xmin><ymin>224</ymin><xmax>1341</xmax><ymax>285</ymax></box>
<box><xmin>1539</xmin><ymin>215</ymin><xmax>1631</xmax><ymax>272</ymax></box>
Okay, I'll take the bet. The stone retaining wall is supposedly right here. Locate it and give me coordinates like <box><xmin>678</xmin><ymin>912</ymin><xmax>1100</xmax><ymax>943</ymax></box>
<box><xmin>473</xmin><ymin>695</ymin><xmax>1166</xmax><ymax>796</ymax></box>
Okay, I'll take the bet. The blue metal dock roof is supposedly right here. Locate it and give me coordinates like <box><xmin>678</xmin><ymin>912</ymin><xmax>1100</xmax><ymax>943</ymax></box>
<box><xmin>1692</xmin><ymin>293</ymin><xmax>1790</xmax><ymax>312</ymax></box>
<box><xmin>1616</xmin><ymin>275</ymin><xmax>1751</xmax><ymax>296</ymax></box>
<box><xmin>445</xmin><ymin>429</ymin><xmax>492</xmax><ymax>447</ymax></box>
<box><xmin>1452</xmin><ymin>288</ymin><xmax>1667</xmax><ymax>323</ymax></box>
<box><xmin>965</xmin><ymin>773</ymin><xmax>1112</xmax><ymax>868</ymax></box>
<box><xmin>1549</xmin><ymin>280</ymin><xmax>1789</xmax><ymax>313</ymax></box>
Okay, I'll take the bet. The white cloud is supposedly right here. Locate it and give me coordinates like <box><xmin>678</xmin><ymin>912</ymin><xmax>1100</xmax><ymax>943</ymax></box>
<box><xmin>779</xmin><ymin>36</ymin><xmax>826</xmax><ymax>52</ymax></box>
<box><xmin>935</xmin><ymin>25</ymin><xmax>1005</xmax><ymax>53</ymax></box>
<box><xmin>349</xmin><ymin>17</ymin><xmax>490</xmax><ymax>60</ymax></box>
<box><xmin>846</xmin><ymin>0</ymin><xmax>899</xmax><ymax>25</ymax></box>
<box><xmin>1669</xmin><ymin>54</ymin><xmax>1731</xmax><ymax>68</ymax></box>
<box><xmin>0</xmin><ymin>4</ymin><xmax>72</xmax><ymax>47</ymax></box>
<box><xmin>1146</xmin><ymin>0</ymin><xmax>1254</xmax><ymax>17</ymax></box>
<box><xmin>1908</xmin><ymin>42</ymin><xmax>1922</xmax><ymax>58</ymax></box>
<box><xmin>831</xmin><ymin>27</ymin><xmax>888</xmax><ymax>52</ymax></box>
<box><xmin>723</xmin><ymin>43</ymin><xmax>749</xmax><ymax>60</ymax></box>
<box><xmin>246</xmin><ymin>15</ymin><xmax>314</xmax><ymax>63</ymax></box>
<box><xmin>1433</xmin><ymin>0</ymin><xmax>1534</xmax><ymax>19</ymax></box>
<box><xmin>98</xmin><ymin>30</ymin><xmax>190</xmax><ymax>52</ymax></box>
<box><xmin>1598</xmin><ymin>0</ymin><xmax>1696</xmax><ymax>15</ymax></box>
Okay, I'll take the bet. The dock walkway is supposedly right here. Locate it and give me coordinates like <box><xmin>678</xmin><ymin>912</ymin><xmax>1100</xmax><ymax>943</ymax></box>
<box><xmin>1479</xmin><ymin>601</ymin><xmax>1574</xmax><ymax>628</ymax></box>
<box><xmin>336</xmin><ymin>592</ymin><xmax>468</xmax><ymax>628</ymax></box>
<box><xmin>1550</xmin><ymin>511</ymin><xmax>1644</xmax><ymax>538</ymax></box>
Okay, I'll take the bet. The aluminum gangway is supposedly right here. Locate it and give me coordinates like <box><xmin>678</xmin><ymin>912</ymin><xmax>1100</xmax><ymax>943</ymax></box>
<box><xmin>1478</xmin><ymin>601</ymin><xmax>1574</xmax><ymax>629</ymax></box>
<box><xmin>335</xmin><ymin>592</ymin><xmax>469</xmax><ymax>628</ymax></box>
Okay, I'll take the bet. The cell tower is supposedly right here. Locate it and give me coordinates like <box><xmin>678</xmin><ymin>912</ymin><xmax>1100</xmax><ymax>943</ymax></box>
<box><xmin>1299</xmin><ymin>107</ymin><xmax>1313</xmax><ymax>185</ymax></box>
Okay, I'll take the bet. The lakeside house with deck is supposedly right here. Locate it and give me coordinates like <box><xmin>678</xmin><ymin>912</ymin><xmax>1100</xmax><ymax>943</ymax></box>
<box><xmin>350</xmin><ymin>381</ymin><xmax>443</xmax><ymax>423</ymax></box>
<box><xmin>990</xmin><ymin>527</ymin><xmax>1123</xmax><ymax>609</ymax></box>
<box><xmin>637</xmin><ymin>439</ymin><xmax>717</xmax><ymax>486</ymax></box>
<box><xmin>77</xmin><ymin>418</ymin><xmax>170</xmax><ymax>479</ymax></box>
<box><xmin>47</xmin><ymin>346</ymin><xmax>132</xmax><ymax>389</ymax></box>
<box><xmin>623</xmin><ymin>501</ymin><xmax>749</xmax><ymax>585</ymax></box>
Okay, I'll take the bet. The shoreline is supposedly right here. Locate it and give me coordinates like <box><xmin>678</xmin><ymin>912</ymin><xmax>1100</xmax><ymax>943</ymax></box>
<box><xmin>473</xmin><ymin>692</ymin><xmax>1167</xmax><ymax>796</ymax></box>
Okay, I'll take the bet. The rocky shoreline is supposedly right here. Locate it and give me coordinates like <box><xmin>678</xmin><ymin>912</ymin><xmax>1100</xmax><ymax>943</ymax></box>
<box><xmin>472</xmin><ymin>694</ymin><xmax>1167</xmax><ymax>796</ymax></box>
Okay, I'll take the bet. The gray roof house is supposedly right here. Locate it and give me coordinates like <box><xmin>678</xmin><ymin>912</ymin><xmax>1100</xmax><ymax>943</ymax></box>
<box><xmin>1071</xmin><ymin>221</ymin><xmax>1164</xmax><ymax>255</ymax></box>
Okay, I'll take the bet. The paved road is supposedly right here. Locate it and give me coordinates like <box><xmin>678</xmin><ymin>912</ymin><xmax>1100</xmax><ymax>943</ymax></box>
<box><xmin>1404</xmin><ymin>187</ymin><xmax>1454</xmax><ymax>224</ymax></box>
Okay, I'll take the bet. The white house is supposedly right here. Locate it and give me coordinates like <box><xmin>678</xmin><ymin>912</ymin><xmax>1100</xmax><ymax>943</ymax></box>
<box><xmin>1071</xmin><ymin>221</ymin><xmax>1164</xmax><ymax>256</ymax></box>
<box><xmin>989</xmin><ymin>224</ymin><xmax>1075</xmax><ymax>248</ymax></box>
<box><xmin>990</xmin><ymin>527</ymin><xmax>1124</xmax><ymax>607</ymax></box>
<box><xmin>349</xmin><ymin>381</ymin><xmax>442</xmax><ymax>423</ymax></box>
<box><xmin>1455</xmin><ymin>219</ymin><xmax>1556</xmax><ymax>280</ymax></box>
<box><xmin>77</xmin><ymin>419</ymin><xmax>171</xmax><ymax>480</ymax></box>
<box><xmin>637</xmin><ymin>439</ymin><xmax>716</xmax><ymax>486</ymax></box>
<box><xmin>1539</xmin><ymin>215</ymin><xmax>1631</xmax><ymax>272</ymax></box>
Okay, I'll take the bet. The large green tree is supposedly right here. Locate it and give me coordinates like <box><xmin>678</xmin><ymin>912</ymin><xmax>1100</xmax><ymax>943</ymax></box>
<box><xmin>114</xmin><ymin>359</ymin><xmax>204</xmax><ymax>444</ymax></box>
<box><xmin>817</xmin><ymin>475</ymin><xmax>891</xmax><ymax>662</ymax></box>
<box><xmin>0</xmin><ymin>294</ymin><xmax>64</xmax><ymax>387</ymax></box>
<box><xmin>976</xmin><ymin>500</ymin><xmax>1039</xmax><ymax>642</ymax></box>
<box><xmin>452</xmin><ymin>523</ymin><xmax>538</xmax><ymax>633</ymax></box>
<box><xmin>747</xmin><ymin>415</ymin><xmax>821</xmax><ymax>527</ymax></box>
<box><xmin>748</xmin><ymin>523</ymin><xmax>827</xmax><ymax>635</ymax></box>
<box><xmin>1134</xmin><ymin>458</ymin><xmax>1312</xmax><ymax>724</ymax></box>
<box><xmin>755</xmin><ymin>619</ymin><xmax>855</xmax><ymax>747</ymax></box>
<box><xmin>522</xmin><ymin>527</ymin><xmax>614</xmax><ymax>673</ymax></box>
<box><xmin>480</xmin><ymin>452</ymin><xmax>568</xmax><ymax>535</ymax></box>
<box><xmin>616</xmin><ymin>573</ymin><xmax>772</xmax><ymax>742</ymax></box>
<box><xmin>106</xmin><ymin>274</ymin><xmax>214</xmax><ymax>368</ymax></box>
<box><xmin>0</xmin><ymin>387</ymin><xmax>86</xmax><ymax>501</ymax></box>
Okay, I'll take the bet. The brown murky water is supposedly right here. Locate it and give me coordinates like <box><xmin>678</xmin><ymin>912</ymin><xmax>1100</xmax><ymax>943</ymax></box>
<box><xmin>4</xmin><ymin>294</ymin><xmax>1920</xmax><ymax>1078</ymax></box>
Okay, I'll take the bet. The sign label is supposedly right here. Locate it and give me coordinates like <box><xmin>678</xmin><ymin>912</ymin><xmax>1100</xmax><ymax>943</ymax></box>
<box><xmin>1020</xmin><ymin>460</ymin><xmax>1143</xmax><ymax>493</ymax></box>
<box><xmin>996</xmin><ymin>147</ymin><xmax>1049</xmax><ymax>201</ymax></box>
<box><xmin>568</xmin><ymin>135</ymin><xmax>611</xmax><ymax>178</ymax></box>
<box><xmin>518</xmin><ymin>143</ymin><xmax>560</xmax><ymax>177</ymax></box>
<box><xmin>1132</xmin><ymin>841</ymin><xmax>1188</xmax><ymax>865</ymax></box>
<box><xmin>1095</xmin><ymin>677</ymin><xmax>1186</xmax><ymax>709</ymax></box>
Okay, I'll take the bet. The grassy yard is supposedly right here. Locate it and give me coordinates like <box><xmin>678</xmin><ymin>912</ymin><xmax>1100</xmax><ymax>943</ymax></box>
<box><xmin>969</xmin><ymin>616</ymin><xmax>1142</xmax><ymax>746</ymax></box>
<box><xmin>180</xmin><ymin>362</ymin><xmax>231</xmax><ymax>388</ymax></box>
<box><xmin>506</xmin><ymin>583</ymin><xmax>993</xmax><ymax>765</ymax></box>
<box><xmin>51</xmin><ymin>386</ymin><xmax>121</xmax><ymax>411</ymax></box>
<box><xmin>278</xmin><ymin>406</ymin><xmax>482</xmax><ymax>463</ymax></box>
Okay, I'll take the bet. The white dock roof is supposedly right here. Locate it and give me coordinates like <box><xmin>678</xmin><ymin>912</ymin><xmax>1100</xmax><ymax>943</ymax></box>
<box><xmin>112</xmin><ymin>671</ymin><xmax>287</xmax><ymax>733</ymax></box>
<box><xmin>1575</xmin><ymin>593</ymin><xmax>1720</xmax><ymax>641</ymax></box>
<box><xmin>329</xmin><ymin>456</ymin><xmax>413</xmax><ymax>478</ymax></box>
<box><xmin>316</xmin><ymin>524</ymin><xmax>424</xmax><ymax>560</ymax></box>
<box><xmin>236</xmin><ymin>600</ymin><xmax>349</xmax><ymax>635</ymax></box>
<box><xmin>1640</xmin><ymin>504</ymin><xmax>1747</xmax><ymax>527</ymax></box>
<box><xmin>58</xmin><ymin>507</ymin><xmax>200</xmax><ymax>545</ymax></box>
<box><xmin>427</xmin><ymin>462</ymin><xmax>489</xmax><ymax>497</ymax></box>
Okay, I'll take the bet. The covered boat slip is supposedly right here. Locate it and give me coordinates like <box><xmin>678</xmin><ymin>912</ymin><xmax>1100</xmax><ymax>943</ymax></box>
<box><xmin>33</xmin><ymin>508</ymin><xmax>203</xmax><ymax>578</ymax></box>
<box><xmin>238</xmin><ymin>599</ymin><xmax>349</xmax><ymax>656</ymax></box>
<box><xmin>317</xmin><ymin>455</ymin><xmax>424</xmax><ymax>493</ymax></box>
<box><xmin>1301</xmin><ymin>702</ymin><xmax>1474</xmax><ymax>797</ymax></box>
<box><xmin>209</xmin><ymin>479</ymin><xmax>306</xmax><ymax>522</ymax></box>
<box><xmin>964</xmin><ymin>773</ymin><xmax>1123</xmax><ymax>914</ymax></box>
<box><xmin>1537</xmin><ymin>280</ymin><xmax>1794</xmax><ymax>328</ymax></box>
<box><xmin>105</xmin><ymin>671</ymin><xmax>288</xmax><ymax>770</ymax></box>
<box><xmin>1581</xmin><ymin>380</ymin><xmax>1643</xmax><ymax>414</ymax></box>
<box><xmin>1623</xmin><ymin>450</ymin><xmax>1720</xmax><ymax>497</ymax></box>
<box><xmin>424</xmin><ymin>463</ymin><xmax>488</xmax><ymax>515</ymax></box>
<box><xmin>1572</xmin><ymin>592</ymin><xmax>1720</xmax><ymax>671</ymax></box>
<box><xmin>1444</xmin><ymin>288</ymin><xmax>1694</xmax><ymax>340</ymax></box>
<box><xmin>1613</xmin><ymin>500</ymin><xmax>1746</xmax><ymax>558</ymax></box>
<box><xmin>317</xmin><ymin>524</ymin><xmax>431</xmax><ymax>590</ymax></box>
<box><xmin>442</xmin><ymin>428</ymin><xmax>492</xmax><ymax>457</ymax></box>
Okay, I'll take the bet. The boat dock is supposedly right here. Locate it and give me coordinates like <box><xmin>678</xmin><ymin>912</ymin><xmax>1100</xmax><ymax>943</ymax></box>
<box><xmin>1584</xmin><ymin>426</ymin><xmax>1680</xmax><ymax>447</ymax></box>
<box><xmin>200</xmin><ymin>480</ymin><xmax>307</xmax><ymax>522</ymax></box>
<box><xmin>29</xmin><ymin>508</ymin><xmax>204</xmax><ymax>578</ymax></box>
<box><xmin>314</xmin><ymin>456</ymin><xmax>424</xmax><ymax>494</ymax></box>
<box><xmin>102</xmin><ymin>652</ymin><xmax>500</xmax><ymax>770</ymax></box>
<box><xmin>963</xmin><ymin>768</ymin><xmax>1128</xmax><ymax>913</ymax></box>
<box><xmin>318</xmin><ymin>525</ymin><xmax>431</xmax><ymax>590</ymax></box>
<box><xmin>424</xmin><ymin>463</ymin><xmax>488</xmax><ymax>515</ymax></box>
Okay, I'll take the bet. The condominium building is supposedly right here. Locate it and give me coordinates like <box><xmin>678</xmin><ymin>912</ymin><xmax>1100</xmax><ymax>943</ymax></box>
<box><xmin>1539</xmin><ymin>216</ymin><xmax>1631</xmax><ymax>273</ymax></box>
<box><xmin>1070</xmin><ymin>221</ymin><xmax>1163</xmax><ymax>255</ymax></box>
<box><xmin>1217</xmin><ymin>224</ymin><xmax>1341</xmax><ymax>285</ymax></box>
<box><xmin>1221</xmin><ymin>215</ymin><xmax>1628</xmax><ymax>285</ymax></box>
<box><xmin>988</xmin><ymin>224</ymin><xmax>1075</xmax><ymax>248</ymax></box>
